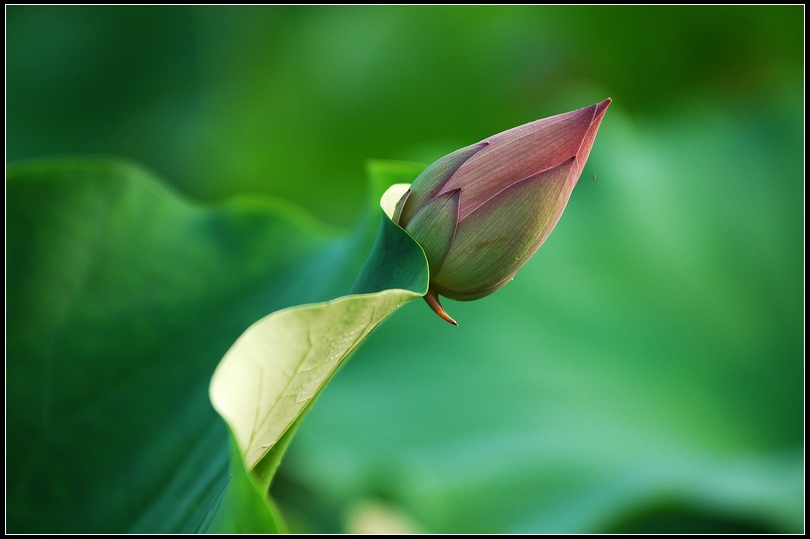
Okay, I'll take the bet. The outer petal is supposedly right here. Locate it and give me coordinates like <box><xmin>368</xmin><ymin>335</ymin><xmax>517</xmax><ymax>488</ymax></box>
<box><xmin>399</xmin><ymin>141</ymin><xmax>487</xmax><ymax>227</ymax></box>
<box><xmin>404</xmin><ymin>189</ymin><xmax>460</xmax><ymax>278</ymax></box>
<box><xmin>575</xmin><ymin>98</ymin><xmax>611</xmax><ymax>171</ymax></box>
<box><xmin>433</xmin><ymin>157</ymin><xmax>577</xmax><ymax>300</ymax></box>
<box><xmin>392</xmin><ymin>188</ymin><xmax>410</xmax><ymax>224</ymax></box>
<box><xmin>442</xmin><ymin>102</ymin><xmax>603</xmax><ymax>221</ymax></box>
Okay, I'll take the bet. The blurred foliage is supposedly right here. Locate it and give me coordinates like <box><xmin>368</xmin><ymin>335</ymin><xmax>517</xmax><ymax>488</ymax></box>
<box><xmin>5</xmin><ymin>158</ymin><xmax>344</xmax><ymax>532</ymax></box>
<box><xmin>6</xmin><ymin>5</ymin><xmax>804</xmax><ymax>534</ymax></box>
<box><xmin>7</xmin><ymin>6</ymin><xmax>802</xmax><ymax>227</ymax></box>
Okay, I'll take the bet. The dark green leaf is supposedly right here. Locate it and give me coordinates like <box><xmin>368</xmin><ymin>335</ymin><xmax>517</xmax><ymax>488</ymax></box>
<box><xmin>6</xmin><ymin>157</ymin><xmax>427</xmax><ymax>532</ymax></box>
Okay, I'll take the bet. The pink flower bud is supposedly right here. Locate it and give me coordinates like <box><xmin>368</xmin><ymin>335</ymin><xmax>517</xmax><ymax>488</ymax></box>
<box><xmin>395</xmin><ymin>99</ymin><xmax>611</xmax><ymax>324</ymax></box>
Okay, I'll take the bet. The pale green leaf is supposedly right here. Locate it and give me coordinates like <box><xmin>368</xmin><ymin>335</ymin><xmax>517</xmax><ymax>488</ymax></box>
<box><xmin>210</xmin><ymin>183</ymin><xmax>428</xmax><ymax>471</ymax></box>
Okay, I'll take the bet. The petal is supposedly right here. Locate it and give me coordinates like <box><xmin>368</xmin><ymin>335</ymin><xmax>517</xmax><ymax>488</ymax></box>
<box><xmin>399</xmin><ymin>141</ymin><xmax>487</xmax><ymax>226</ymax></box>
<box><xmin>433</xmin><ymin>158</ymin><xmax>576</xmax><ymax>300</ymax></box>
<box><xmin>575</xmin><ymin>98</ymin><xmax>611</xmax><ymax>171</ymax></box>
<box><xmin>404</xmin><ymin>189</ymin><xmax>460</xmax><ymax>278</ymax></box>
<box><xmin>392</xmin><ymin>188</ymin><xmax>410</xmax><ymax>224</ymax></box>
<box><xmin>442</xmin><ymin>103</ymin><xmax>601</xmax><ymax>220</ymax></box>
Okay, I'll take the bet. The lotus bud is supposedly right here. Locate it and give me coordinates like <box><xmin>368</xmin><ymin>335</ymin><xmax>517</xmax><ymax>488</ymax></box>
<box><xmin>394</xmin><ymin>98</ymin><xmax>611</xmax><ymax>325</ymax></box>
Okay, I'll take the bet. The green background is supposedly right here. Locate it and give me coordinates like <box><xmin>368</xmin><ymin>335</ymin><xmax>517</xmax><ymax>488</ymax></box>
<box><xmin>6</xmin><ymin>6</ymin><xmax>803</xmax><ymax>533</ymax></box>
